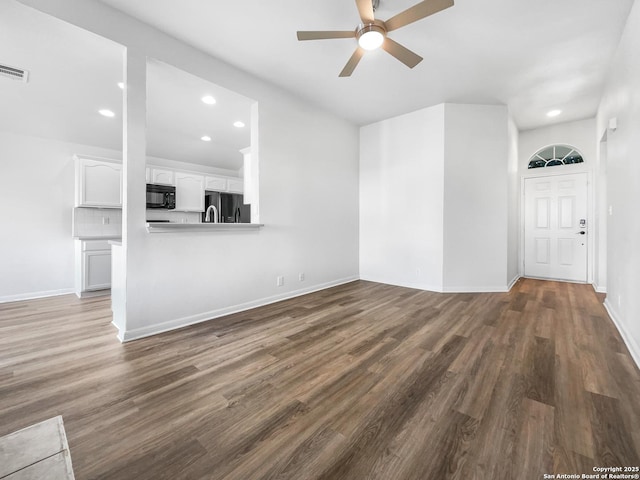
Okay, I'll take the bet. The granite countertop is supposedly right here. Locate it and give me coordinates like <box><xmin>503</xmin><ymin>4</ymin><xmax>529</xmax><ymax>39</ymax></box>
<box><xmin>74</xmin><ymin>236</ymin><xmax>122</xmax><ymax>240</ymax></box>
<box><xmin>146</xmin><ymin>222</ymin><xmax>263</xmax><ymax>233</ymax></box>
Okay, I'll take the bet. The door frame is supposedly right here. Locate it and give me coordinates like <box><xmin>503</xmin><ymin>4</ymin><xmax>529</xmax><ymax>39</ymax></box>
<box><xmin>520</xmin><ymin>168</ymin><xmax>594</xmax><ymax>284</ymax></box>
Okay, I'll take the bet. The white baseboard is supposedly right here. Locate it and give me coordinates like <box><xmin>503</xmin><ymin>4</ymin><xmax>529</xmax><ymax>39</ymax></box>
<box><xmin>592</xmin><ymin>282</ymin><xmax>607</xmax><ymax>294</ymax></box>
<box><xmin>507</xmin><ymin>275</ymin><xmax>521</xmax><ymax>291</ymax></box>
<box><xmin>76</xmin><ymin>289</ymin><xmax>111</xmax><ymax>299</ymax></box>
<box><xmin>441</xmin><ymin>285</ymin><xmax>511</xmax><ymax>293</ymax></box>
<box><xmin>120</xmin><ymin>276</ymin><xmax>359</xmax><ymax>342</ymax></box>
<box><xmin>358</xmin><ymin>275</ymin><xmax>442</xmax><ymax>293</ymax></box>
<box><xmin>0</xmin><ymin>288</ymin><xmax>75</xmax><ymax>304</ymax></box>
<box><xmin>603</xmin><ymin>299</ymin><xmax>640</xmax><ymax>370</ymax></box>
<box><xmin>358</xmin><ymin>275</ymin><xmax>516</xmax><ymax>294</ymax></box>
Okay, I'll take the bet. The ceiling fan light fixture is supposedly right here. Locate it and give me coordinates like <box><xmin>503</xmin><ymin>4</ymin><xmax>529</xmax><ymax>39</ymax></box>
<box><xmin>297</xmin><ymin>0</ymin><xmax>454</xmax><ymax>76</ymax></box>
<box><xmin>357</xmin><ymin>24</ymin><xmax>385</xmax><ymax>50</ymax></box>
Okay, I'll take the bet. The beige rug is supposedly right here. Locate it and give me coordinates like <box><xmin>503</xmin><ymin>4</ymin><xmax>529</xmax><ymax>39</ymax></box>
<box><xmin>0</xmin><ymin>416</ymin><xmax>75</xmax><ymax>479</ymax></box>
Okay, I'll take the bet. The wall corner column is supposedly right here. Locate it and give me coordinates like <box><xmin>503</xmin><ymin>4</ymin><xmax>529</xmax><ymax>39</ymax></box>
<box><xmin>113</xmin><ymin>48</ymin><xmax>147</xmax><ymax>341</ymax></box>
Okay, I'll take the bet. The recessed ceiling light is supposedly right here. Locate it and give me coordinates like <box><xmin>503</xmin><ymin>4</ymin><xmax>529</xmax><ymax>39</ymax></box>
<box><xmin>233</xmin><ymin>121</ymin><xmax>245</xmax><ymax>128</ymax></box>
<box><xmin>201</xmin><ymin>95</ymin><xmax>216</xmax><ymax>105</ymax></box>
<box><xmin>117</xmin><ymin>82</ymin><xmax>124</xmax><ymax>89</ymax></box>
<box><xmin>547</xmin><ymin>109</ymin><xmax>562</xmax><ymax>118</ymax></box>
<box><xmin>201</xmin><ymin>135</ymin><xmax>212</xmax><ymax>142</ymax></box>
<box><xmin>98</xmin><ymin>109</ymin><xmax>115</xmax><ymax>118</ymax></box>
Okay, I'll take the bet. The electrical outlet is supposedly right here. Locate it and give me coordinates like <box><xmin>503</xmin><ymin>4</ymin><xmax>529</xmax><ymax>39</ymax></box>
<box><xmin>299</xmin><ymin>273</ymin><xmax>305</xmax><ymax>282</ymax></box>
<box><xmin>102</xmin><ymin>217</ymin><xmax>109</xmax><ymax>225</ymax></box>
<box><xmin>277</xmin><ymin>276</ymin><xmax>284</xmax><ymax>287</ymax></box>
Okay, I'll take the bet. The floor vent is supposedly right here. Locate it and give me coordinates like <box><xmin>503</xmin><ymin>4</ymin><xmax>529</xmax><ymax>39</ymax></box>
<box><xmin>0</xmin><ymin>64</ymin><xmax>29</xmax><ymax>83</ymax></box>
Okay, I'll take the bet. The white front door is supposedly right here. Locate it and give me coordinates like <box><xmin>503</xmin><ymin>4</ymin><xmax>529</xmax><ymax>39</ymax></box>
<box><xmin>524</xmin><ymin>173</ymin><xmax>588</xmax><ymax>282</ymax></box>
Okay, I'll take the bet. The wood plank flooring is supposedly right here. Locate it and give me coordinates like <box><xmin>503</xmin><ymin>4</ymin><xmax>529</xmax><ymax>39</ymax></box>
<box><xmin>1</xmin><ymin>278</ymin><xmax>639</xmax><ymax>479</ymax></box>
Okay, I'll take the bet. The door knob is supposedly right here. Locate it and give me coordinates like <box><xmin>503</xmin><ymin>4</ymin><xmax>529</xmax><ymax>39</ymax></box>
<box><xmin>576</xmin><ymin>231</ymin><xmax>586</xmax><ymax>235</ymax></box>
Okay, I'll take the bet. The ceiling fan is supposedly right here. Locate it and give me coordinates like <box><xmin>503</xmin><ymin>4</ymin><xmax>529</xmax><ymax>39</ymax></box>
<box><xmin>297</xmin><ymin>0</ymin><xmax>454</xmax><ymax>77</ymax></box>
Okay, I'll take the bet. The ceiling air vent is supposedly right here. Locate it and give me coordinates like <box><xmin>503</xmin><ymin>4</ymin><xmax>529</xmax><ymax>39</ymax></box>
<box><xmin>0</xmin><ymin>64</ymin><xmax>29</xmax><ymax>83</ymax></box>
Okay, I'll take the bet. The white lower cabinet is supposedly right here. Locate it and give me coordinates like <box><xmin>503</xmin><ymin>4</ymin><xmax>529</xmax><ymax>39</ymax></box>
<box><xmin>84</xmin><ymin>251</ymin><xmax>111</xmax><ymax>290</ymax></box>
<box><xmin>75</xmin><ymin>240</ymin><xmax>113</xmax><ymax>297</ymax></box>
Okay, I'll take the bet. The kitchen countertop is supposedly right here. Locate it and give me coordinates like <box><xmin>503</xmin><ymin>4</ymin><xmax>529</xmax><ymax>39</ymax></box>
<box><xmin>146</xmin><ymin>222</ymin><xmax>263</xmax><ymax>233</ymax></box>
<box><xmin>74</xmin><ymin>236</ymin><xmax>122</xmax><ymax>241</ymax></box>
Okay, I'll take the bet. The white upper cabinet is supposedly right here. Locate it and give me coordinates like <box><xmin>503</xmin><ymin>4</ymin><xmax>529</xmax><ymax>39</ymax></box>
<box><xmin>75</xmin><ymin>156</ymin><xmax>122</xmax><ymax>208</ymax></box>
<box><xmin>147</xmin><ymin>164</ymin><xmax>243</xmax><ymax>207</ymax></box>
<box><xmin>227</xmin><ymin>178</ymin><xmax>244</xmax><ymax>194</ymax></box>
<box><xmin>205</xmin><ymin>174</ymin><xmax>243</xmax><ymax>193</ymax></box>
<box><xmin>205</xmin><ymin>175</ymin><xmax>227</xmax><ymax>192</ymax></box>
<box><xmin>175</xmin><ymin>172</ymin><xmax>204</xmax><ymax>212</ymax></box>
<box><xmin>151</xmin><ymin>168</ymin><xmax>175</xmax><ymax>186</ymax></box>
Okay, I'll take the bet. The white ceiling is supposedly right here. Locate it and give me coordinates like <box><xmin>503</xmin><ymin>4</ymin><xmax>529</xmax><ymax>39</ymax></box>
<box><xmin>96</xmin><ymin>0</ymin><xmax>634</xmax><ymax>130</ymax></box>
<box><xmin>2</xmin><ymin>0</ymin><xmax>634</xmax><ymax>161</ymax></box>
<box><xmin>0</xmin><ymin>0</ymin><xmax>123</xmax><ymax>150</ymax></box>
<box><xmin>146</xmin><ymin>60</ymin><xmax>253</xmax><ymax>170</ymax></box>
<box><xmin>0</xmin><ymin>0</ymin><xmax>251</xmax><ymax>170</ymax></box>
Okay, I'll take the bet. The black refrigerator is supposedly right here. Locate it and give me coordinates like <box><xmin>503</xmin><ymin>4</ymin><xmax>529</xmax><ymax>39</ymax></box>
<box><xmin>203</xmin><ymin>191</ymin><xmax>251</xmax><ymax>223</ymax></box>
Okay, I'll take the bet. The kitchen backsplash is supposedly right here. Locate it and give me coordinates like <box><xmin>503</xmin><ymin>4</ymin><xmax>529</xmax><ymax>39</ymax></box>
<box><xmin>73</xmin><ymin>208</ymin><xmax>122</xmax><ymax>238</ymax></box>
<box><xmin>73</xmin><ymin>208</ymin><xmax>201</xmax><ymax>238</ymax></box>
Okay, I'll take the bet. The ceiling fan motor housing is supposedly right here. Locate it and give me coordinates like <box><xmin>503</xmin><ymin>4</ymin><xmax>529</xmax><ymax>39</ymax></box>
<box><xmin>356</xmin><ymin>19</ymin><xmax>387</xmax><ymax>39</ymax></box>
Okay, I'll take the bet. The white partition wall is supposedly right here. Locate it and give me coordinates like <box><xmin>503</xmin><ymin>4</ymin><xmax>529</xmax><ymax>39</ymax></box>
<box><xmin>360</xmin><ymin>103</ymin><xmax>511</xmax><ymax>293</ymax></box>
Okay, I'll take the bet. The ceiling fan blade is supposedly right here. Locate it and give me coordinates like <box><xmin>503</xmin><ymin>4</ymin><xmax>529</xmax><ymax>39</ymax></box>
<box><xmin>381</xmin><ymin>38</ymin><xmax>423</xmax><ymax>68</ymax></box>
<box><xmin>339</xmin><ymin>47</ymin><xmax>365</xmax><ymax>77</ymax></box>
<box><xmin>355</xmin><ymin>0</ymin><xmax>375</xmax><ymax>23</ymax></box>
<box><xmin>297</xmin><ymin>31</ymin><xmax>355</xmax><ymax>41</ymax></box>
<box><xmin>385</xmin><ymin>0</ymin><xmax>454</xmax><ymax>32</ymax></box>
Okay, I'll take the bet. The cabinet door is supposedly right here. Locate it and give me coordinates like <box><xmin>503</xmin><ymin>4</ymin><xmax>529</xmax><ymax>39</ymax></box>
<box><xmin>205</xmin><ymin>175</ymin><xmax>227</xmax><ymax>192</ymax></box>
<box><xmin>175</xmin><ymin>172</ymin><xmax>204</xmax><ymax>211</ymax></box>
<box><xmin>84</xmin><ymin>251</ymin><xmax>112</xmax><ymax>291</ymax></box>
<box><xmin>227</xmin><ymin>178</ymin><xmax>244</xmax><ymax>194</ymax></box>
<box><xmin>152</xmin><ymin>168</ymin><xmax>175</xmax><ymax>186</ymax></box>
<box><xmin>77</xmin><ymin>159</ymin><xmax>122</xmax><ymax>208</ymax></box>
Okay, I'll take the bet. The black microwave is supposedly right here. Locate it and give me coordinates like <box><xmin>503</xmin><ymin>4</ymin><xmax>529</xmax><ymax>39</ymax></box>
<box><xmin>146</xmin><ymin>184</ymin><xmax>176</xmax><ymax>209</ymax></box>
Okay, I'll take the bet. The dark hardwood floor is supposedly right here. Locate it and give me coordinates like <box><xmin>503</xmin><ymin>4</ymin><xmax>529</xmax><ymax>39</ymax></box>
<box><xmin>1</xmin><ymin>279</ymin><xmax>639</xmax><ymax>479</ymax></box>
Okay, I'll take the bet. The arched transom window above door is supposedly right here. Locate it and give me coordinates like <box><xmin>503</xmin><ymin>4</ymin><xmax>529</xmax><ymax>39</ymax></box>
<box><xmin>528</xmin><ymin>145</ymin><xmax>584</xmax><ymax>169</ymax></box>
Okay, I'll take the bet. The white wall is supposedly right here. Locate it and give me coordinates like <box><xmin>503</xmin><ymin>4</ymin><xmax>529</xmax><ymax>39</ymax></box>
<box><xmin>442</xmin><ymin>104</ymin><xmax>509</xmax><ymax>291</ymax></box>
<box><xmin>594</xmin><ymin>135</ymin><xmax>608</xmax><ymax>292</ymax></box>
<box><xmin>18</xmin><ymin>0</ymin><xmax>360</xmax><ymax>340</ymax></box>
<box><xmin>359</xmin><ymin>103</ymin><xmax>512</xmax><ymax>293</ymax></box>
<box><xmin>507</xmin><ymin>115</ymin><xmax>520</xmax><ymax>286</ymax></box>
<box><xmin>597</xmin><ymin>0</ymin><xmax>640</xmax><ymax>366</ymax></box>
<box><xmin>359</xmin><ymin>105</ymin><xmax>445</xmax><ymax>291</ymax></box>
<box><xmin>0</xmin><ymin>131</ymin><xmax>121</xmax><ymax>302</ymax></box>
